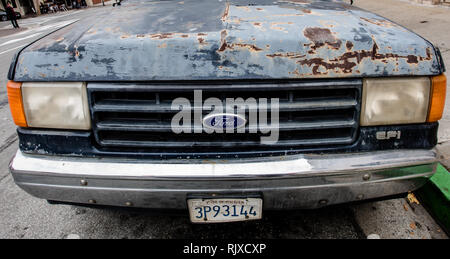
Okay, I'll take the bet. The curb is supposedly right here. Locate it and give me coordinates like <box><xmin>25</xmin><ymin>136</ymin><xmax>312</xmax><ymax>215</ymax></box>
<box><xmin>416</xmin><ymin>163</ymin><xmax>450</xmax><ymax>234</ymax></box>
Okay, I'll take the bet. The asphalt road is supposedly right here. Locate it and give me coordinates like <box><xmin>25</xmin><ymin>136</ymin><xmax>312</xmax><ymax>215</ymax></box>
<box><xmin>0</xmin><ymin>2</ymin><xmax>447</xmax><ymax>239</ymax></box>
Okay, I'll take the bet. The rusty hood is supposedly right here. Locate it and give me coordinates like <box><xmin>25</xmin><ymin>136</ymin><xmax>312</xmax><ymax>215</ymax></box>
<box><xmin>10</xmin><ymin>0</ymin><xmax>444</xmax><ymax>81</ymax></box>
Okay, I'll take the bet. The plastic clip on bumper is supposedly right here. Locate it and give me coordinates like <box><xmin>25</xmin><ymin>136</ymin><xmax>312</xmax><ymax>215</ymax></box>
<box><xmin>9</xmin><ymin>149</ymin><xmax>437</xmax><ymax>209</ymax></box>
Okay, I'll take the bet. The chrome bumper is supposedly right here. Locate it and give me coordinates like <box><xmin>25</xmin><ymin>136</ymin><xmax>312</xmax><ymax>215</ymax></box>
<box><xmin>9</xmin><ymin>149</ymin><xmax>437</xmax><ymax>209</ymax></box>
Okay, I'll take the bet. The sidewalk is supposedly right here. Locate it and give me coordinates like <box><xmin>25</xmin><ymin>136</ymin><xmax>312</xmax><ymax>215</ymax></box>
<box><xmin>398</xmin><ymin>0</ymin><xmax>450</xmax><ymax>8</ymax></box>
<box><xmin>93</xmin><ymin>0</ymin><xmax>115</xmax><ymax>7</ymax></box>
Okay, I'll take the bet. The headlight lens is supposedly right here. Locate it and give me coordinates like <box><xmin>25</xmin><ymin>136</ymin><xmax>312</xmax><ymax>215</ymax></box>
<box><xmin>22</xmin><ymin>82</ymin><xmax>91</xmax><ymax>130</ymax></box>
<box><xmin>361</xmin><ymin>77</ymin><xmax>431</xmax><ymax>126</ymax></box>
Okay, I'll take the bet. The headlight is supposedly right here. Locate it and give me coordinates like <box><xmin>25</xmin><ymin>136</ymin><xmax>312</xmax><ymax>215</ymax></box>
<box><xmin>20</xmin><ymin>82</ymin><xmax>91</xmax><ymax>130</ymax></box>
<box><xmin>361</xmin><ymin>77</ymin><xmax>431</xmax><ymax>126</ymax></box>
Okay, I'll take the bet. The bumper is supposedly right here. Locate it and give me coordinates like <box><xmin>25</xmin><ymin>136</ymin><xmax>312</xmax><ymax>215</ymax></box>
<box><xmin>10</xmin><ymin>149</ymin><xmax>438</xmax><ymax>209</ymax></box>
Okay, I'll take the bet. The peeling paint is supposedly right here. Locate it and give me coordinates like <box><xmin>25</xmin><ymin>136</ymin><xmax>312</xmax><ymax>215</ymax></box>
<box><xmin>197</xmin><ymin>37</ymin><xmax>207</xmax><ymax>45</ymax></box>
<box><xmin>304</xmin><ymin>27</ymin><xmax>341</xmax><ymax>50</ymax></box>
<box><xmin>222</xmin><ymin>2</ymin><xmax>230</xmax><ymax>22</ymax></box>
<box><xmin>218</xmin><ymin>29</ymin><xmax>228</xmax><ymax>52</ymax></box>
<box><xmin>360</xmin><ymin>17</ymin><xmax>398</xmax><ymax>28</ymax></box>
<box><xmin>11</xmin><ymin>0</ymin><xmax>443</xmax><ymax>82</ymax></box>
<box><xmin>150</xmin><ymin>33</ymin><xmax>173</xmax><ymax>39</ymax></box>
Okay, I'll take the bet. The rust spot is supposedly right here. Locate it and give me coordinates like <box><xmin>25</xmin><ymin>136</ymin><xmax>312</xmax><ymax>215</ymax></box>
<box><xmin>299</xmin><ymin>57</ymin><xmax>350</xmax><ymax>75</ymax></box>
<box><xmin>221</xmin><ymin>3</ymin><xmax>230</xmax><ymax>22</ymax></box>
<box><xmin>306</xmin><ymin>43</ymin><xmax>428</xmax><ymax>74</ymax></box>
<box><xmin>256</xmin><ymin>8</ymin><xmax>263</xmax><ymax>11</ymax></box>
<box><xmin>120</xmin><ymin>34</ymin><xmax>130</xmax><ymax>39</ymax></box>
<box><xmin>198</xmin><ymin>37</ymin><xmax>207</xmax><ymax>45</ymax></box>
<box><xmin>229</xmin><ymin>43</ymin><xmax>262</xmax><ymax>52</ymax></box>
<box><xmin>217</xmin><ymin>30</ymin><xmax>262</xmax><ymax>52</ymax></box>
<box><xmin>407</xmin><ymin>55</ymin><xmax>418</xmax><ymax>64</ymax></box>
<box><xmin>198</xmin><ymin>33</ymin><xmax>207</xmax><ymax>36</ymax></box>
<box><xmin>218</xmin><ymin>30</ymin><xmax>228</xmax><ymax>52</ymax></box>
<box><xmin>55</xmin><ymin>37</ymin><xmax>64</xmax><ymax>42</ymax></box>
<box><xmin>136</xmin><ymin>34</ymin><xmax>145</xmax><ymax>38</ymax></box>
<box><xmin>360</xmin><ymin>17</ymin><xmax>397</xmax><ymax>28</ymax></box>
<box><xmin>181</xmin><ymin>34</ymin><xmax>189</xmax><ymax>38</ymax></box>
<box><xmin>290</xmin><ymin>69</ymin><xmax>301</xmax><ymax>76</ymax></box>
<box><xmin>346</xmin><ymin>41</ymin><xmax>354</xmax><ymax>50</ymax></box>
<box><xmin>150</xmin><ymin>33</ymin><xmax>173</xmax><ymax>39</ymax></box>
<box><xmin>267</xmin><ymin>41</ymin><xmax>432</xmax><ymax>75</ymax></box>
<box><xmin>304</xmin><ymin>27</ymin><xmax>342</xmax><ymax>50</ymax></box>
<box><xmin>266</xmin><ymin>52</ymin><xmax>306</xmax><ymax>59</ymax></box>
<box><xmin>252</xmin><ymin>22</ymin><xmax>264</xmax><ymax>31</ymax></box>
<box><xmin>426</xmin><ymin>47</ymin><xmax>432</xmax><ymax>59</ymax></box>
<box><xmin>302</xmin><ymin>9</ymin><xmax>312</xmax><ymax>14</ymax></box>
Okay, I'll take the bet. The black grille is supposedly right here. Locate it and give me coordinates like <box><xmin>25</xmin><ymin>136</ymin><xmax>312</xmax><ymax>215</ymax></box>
<box><xmin>88</xmin><ymin>80</ymin><xmax>361</xmax><ymax>153</ymax></box>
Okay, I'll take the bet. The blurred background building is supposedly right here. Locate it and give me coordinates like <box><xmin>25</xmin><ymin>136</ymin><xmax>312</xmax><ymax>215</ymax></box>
<box><xmin>1</xmin><ymin>0</ymin><xmax>449</xmax><ymax>19</ymax></box>
<box><xmin>1</xmin><ymin>0</ymin><xmax>111</xmax><ymax>16</ymax></box>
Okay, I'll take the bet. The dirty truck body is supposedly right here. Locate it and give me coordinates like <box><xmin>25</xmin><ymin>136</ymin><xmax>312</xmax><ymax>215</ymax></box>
<box><xmin>7</xmin><ymin>0</ymin><xmax>447</xmax><ymax>222</ymax></box>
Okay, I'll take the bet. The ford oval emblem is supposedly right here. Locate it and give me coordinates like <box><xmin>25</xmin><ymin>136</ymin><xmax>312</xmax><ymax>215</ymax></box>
<box><xmin>202</xmin><ymin>113</ymin><xmax>247</xmax><ymax>130</ymax></box>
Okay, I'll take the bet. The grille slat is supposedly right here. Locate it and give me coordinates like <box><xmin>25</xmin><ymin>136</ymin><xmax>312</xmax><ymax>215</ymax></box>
<box><xmin>98</xmin><ymin>137</ymin><xmax>355</xmax><ymax>148</ymax></box>
<box><xmin>97</xmin><ymin>119</ymin><xmax>357</xmax><ymax>132</ymax></box>
<box><xmin>88</xmin><ymin>80</ymin><xmax>361</xmax><ymax>154</ymax></box>
<box><xmin>92</xmin><ymin>98</ymin><xmax>357</xmax><ymax>113</ymax></box>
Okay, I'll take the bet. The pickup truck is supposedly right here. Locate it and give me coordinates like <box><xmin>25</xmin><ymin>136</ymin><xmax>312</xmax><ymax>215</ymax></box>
<box><xmin>6</xmin><ymin>0</ymin><xmax>447</xmax><ymax>223</ymax></box>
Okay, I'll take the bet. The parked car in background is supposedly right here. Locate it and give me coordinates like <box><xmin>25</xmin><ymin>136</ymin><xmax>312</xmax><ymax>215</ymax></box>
<box><xmin>0</xmin><ymin>9</ymin><xmax>21</xmax><ymax>21</ymax></box>
<box><xmin>6</xmin><ymin>0</ymin><xmax>447</xmax><ymax>224</ymax></box>
<box><xmin>0</xmin><ymin>10</ymin><xmax>7</xmax><ymax>21</ymax></box>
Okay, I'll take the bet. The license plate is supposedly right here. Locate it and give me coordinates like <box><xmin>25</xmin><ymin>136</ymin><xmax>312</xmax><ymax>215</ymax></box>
<box><xmin>188</xmin><ymin>198</ymin><xmax>263</xmax><ymax>223</ymax></box>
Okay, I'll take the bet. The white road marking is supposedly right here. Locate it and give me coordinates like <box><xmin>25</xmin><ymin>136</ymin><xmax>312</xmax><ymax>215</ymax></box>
<box><xmin>0</xmin><ymin>43</ymin><xmax>28</xmax><ymax>56</ymax></box>
<box><xmin>0</xmin><ymin>19</ymin><xmax>78</xmax><ymax>48</ymax></box>
<box><xmin>0</xmin><ymin>33</ymin><xmax>42</xmax><ymax>47</ymax></box>
<box><xmin>20</xmin><ymin>19</ymin><xmax>78</xmax><ymax>34</ymax></box>
<box><xmin>19</xmin><ymin>11</ymin><xmax>83</xmax><ymax>26</ymax></box>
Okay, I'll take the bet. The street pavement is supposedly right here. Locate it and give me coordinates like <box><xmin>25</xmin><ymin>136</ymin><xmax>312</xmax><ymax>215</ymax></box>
<box><xmin>0</xmin><ymin>1</ymin><xmax>448</xmax><ymax>239</ymax></box>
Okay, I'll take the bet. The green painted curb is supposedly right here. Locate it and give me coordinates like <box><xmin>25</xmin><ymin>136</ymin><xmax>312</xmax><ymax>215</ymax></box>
<box><xmin>416</xmin><ymin>164</ymin><xmax>450</xmax><ymax>233</ymax></box>
<box><xmin>430</xmin><ymin>164</ymin><xmax>450</xmax><ymax>201</ymax></box>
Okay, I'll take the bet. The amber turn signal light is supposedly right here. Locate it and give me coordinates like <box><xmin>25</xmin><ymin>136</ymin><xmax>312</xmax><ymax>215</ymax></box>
<box><xmin>6</xmin><ymin>81</ymin><xmax>27</xmax><ymax>127</ymax></box>
<box><xmin>427</xmin><ymin>74</ymin><xmax>447</xmax><ymax>122</ymax></box>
